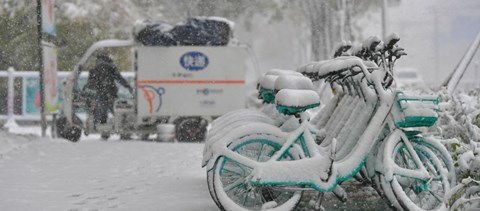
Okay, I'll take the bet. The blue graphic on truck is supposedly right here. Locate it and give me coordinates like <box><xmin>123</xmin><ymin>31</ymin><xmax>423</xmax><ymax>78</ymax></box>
<box><xmin>180</xmin><ymin>51</ymin><xmax>209</xmax><ymax>71</ymax></box>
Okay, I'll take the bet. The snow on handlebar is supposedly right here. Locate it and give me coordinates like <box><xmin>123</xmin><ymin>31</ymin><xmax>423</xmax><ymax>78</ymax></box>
<box><xmin>296</xmin><ymin>56</ymin><xmax>375</xmax><ymax>83</ymax></box>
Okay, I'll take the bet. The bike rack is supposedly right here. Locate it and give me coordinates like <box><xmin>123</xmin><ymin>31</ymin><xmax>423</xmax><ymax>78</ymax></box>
<box><xmin>297</xmin><ymin>58</ymin><xmax>381</xmax><ymax>161</ymax></box>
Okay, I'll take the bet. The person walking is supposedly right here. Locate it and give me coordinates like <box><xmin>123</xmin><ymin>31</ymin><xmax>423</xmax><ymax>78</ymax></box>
<box><xmin>85</xmin><ymin>52</ymin><xmax>133</xmax><ymax>125</ymax></box>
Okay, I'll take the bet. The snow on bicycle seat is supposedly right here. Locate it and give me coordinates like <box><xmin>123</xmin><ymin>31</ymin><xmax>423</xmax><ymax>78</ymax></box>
<box><xmin>273</xmin><ymin>75</ymin><xmax>314</xmax><ymax>93</ymax></box>
<box><xmin>258</xmin><ymin>69</ymin><xmax>302</xmax><ymax>92</ymax></box>
<box><xmin>259</xmin><ymin>75</ymin><xmax>278</xmax><ymax>90</ymax></box>
<box><xmin>276</xmin><ymin>89</ymin><xmax>320</xmax><ymax>115</ymax></box>
<box><xmin>258</xmin><ymin>75</ymin><xmax>279</xmax><ymax>103</ymax></box>
<box><xmin>265</xmin><ymin>68</ymin><xmax>303</xmax><ymax>77</ymax></box>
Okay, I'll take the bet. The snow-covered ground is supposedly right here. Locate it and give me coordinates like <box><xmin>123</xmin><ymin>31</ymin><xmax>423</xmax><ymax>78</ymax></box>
<box><xmin>0</xmin><ymin>126</ymin><xmax>217</xmax><ymax>211</ymax></box>
<box><xmin>2</xmin><ymin>87</ymin><xmax>480</xmax><ymax>211</ymax></box>
<box><xmin>0</xmin><ymin>125</ymin><xmax>392</xmax><ymax>211</ymax></box>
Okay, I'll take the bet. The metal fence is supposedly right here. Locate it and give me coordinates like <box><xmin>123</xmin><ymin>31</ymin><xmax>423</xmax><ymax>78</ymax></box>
<box><xmin>0</xmin><ymin>68</ymin><xmax>134</xmax><ymax>122</ymax></box>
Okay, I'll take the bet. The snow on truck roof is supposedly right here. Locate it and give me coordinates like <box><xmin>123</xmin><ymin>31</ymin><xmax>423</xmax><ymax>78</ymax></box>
<box><xmin>193</xmin><ymin>16</ymin><xmax>235</xmax><ymax>29</ymax></box>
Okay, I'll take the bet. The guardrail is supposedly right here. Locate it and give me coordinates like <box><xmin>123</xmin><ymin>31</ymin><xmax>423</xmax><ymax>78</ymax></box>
<box><xmin>0</xmin><ymin>67</ymin><xmax>134</xmax><ymax>123</ymax></box>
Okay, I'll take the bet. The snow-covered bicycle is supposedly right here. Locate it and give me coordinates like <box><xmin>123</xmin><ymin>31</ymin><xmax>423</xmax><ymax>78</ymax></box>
<box><xmin>202</xmin><ymin>35</ymin><xmax>455</xmax><ymax>211</ymax></box>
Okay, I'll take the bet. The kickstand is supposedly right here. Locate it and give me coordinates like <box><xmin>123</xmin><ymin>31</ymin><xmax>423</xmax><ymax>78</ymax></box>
<box><xmin>314</xmin><ymin>192</ymin><xmax>325</xmax><ymax>211</ymax></box>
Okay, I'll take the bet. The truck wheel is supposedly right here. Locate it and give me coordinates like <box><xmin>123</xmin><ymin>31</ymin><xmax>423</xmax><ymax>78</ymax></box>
<box><xmin>101</xmin><ymin>133</ymin><xmax>110</xmax><ymax>140</ymax></box>
<box><xmin>56</xmin><ymin>116</ymin><xmax>82</xmax><ymax>142</ymax></box>
<box><xmin>120</xmin><ymin>134</ymin><xmax>131</xmax><ymax>140</ymax></box>
<box><xmin>175</xmin><ymin>118</ymin><xmax>207</xmax><ymax>142</ymax></box>
<box><xmin>140</xmin><ymin>134</ymin><xmax>150</xmax><ymax>140</ymax></box>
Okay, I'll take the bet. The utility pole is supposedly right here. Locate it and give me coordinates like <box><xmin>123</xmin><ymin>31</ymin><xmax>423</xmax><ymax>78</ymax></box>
<box><xmin>36</xmin><ymin>0</ymin><xmax>57</xmax><ymax>137</ymax></box>
<box><xmin>381</xmin><ymin>0</ymin><xmax>388</xmax><ymax>40</ymax></box>
<box><xmin>36</xmin><ymin>0</ymin><xmax>47</xmax><ymax>137</ymax></box>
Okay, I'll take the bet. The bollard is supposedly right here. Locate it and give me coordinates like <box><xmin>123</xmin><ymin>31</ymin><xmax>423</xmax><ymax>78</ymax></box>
<box><xmin>4</xmin><ymin>67</ymin><xmax>18</xmax><ymax>129</ymax></box>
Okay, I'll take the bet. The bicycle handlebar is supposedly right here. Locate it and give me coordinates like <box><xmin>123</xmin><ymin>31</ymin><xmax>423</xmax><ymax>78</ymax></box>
<box><xmin>296</xmin><ymin>56</ymin><xmax>374</xmax><ymax>84</ymax></box>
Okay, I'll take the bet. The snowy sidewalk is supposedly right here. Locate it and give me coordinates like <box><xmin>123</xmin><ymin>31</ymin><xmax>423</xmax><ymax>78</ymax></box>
<box><xmin>0</xmin><ymin>127</ymin><xmax>391</xmax><ymax>211</ymax></box>
<box><xmin>0</xmin><ymin>129</ymin><xmax>216</xmax><ymax>211</ymax></box>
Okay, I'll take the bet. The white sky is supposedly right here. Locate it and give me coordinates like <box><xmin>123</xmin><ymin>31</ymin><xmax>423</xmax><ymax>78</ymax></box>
<box><xmin>385</xmin><ymin>0</ymin><xmax>480</xmax><ymax>88</ymax></box>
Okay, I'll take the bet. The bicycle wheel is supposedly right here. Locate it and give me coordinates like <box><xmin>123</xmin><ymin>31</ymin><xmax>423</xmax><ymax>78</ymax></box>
<box><xmin>207</xmin><ymin>168</ymin><xmax>222</xmax><ymax>209</ymax></box>
<box><xmin>386</xmin><ymin>141</ymin><xmax>450</xmax><ymax>210</ymax></box>
<box><xmin>211</xmin><ymin>137</ymin><xmax>302</xmax><ymax>211</ymax></box>
<box><xmin>373</xmin><ymin>174</ymin><xmax>403</xmax><ymax>210</ymax></box>
<box><xmin>412</xmin><ymin>137</ymin><xmax>456</xmax><ymax>187</ymax></box>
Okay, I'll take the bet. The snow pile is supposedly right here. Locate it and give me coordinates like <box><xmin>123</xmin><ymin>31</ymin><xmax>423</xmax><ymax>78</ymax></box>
<box><xmin>0</xmin><ymin>128</ymin><xmax>34</xmax><ymax>157</ymax></box>
<box><xmin>439</xmin><ymin>90</ymin><xmax>480</xmax><ymax>210</ymax></box>
<box><xmin>444</xmin><ymin>178</ymin><xmax>480</xmax><ymax>210</ymax></box>
<box><xmin>0</xmin><ymin>127</ymin><xmax>63</xmax><ymax>158</ymax></box>
<box><xmin>434</xmin><ymin>88</ymin><xmax>480</xmax><ymax>184</ymax></box>
<box><xmin>435</xmin><ymin>88</ymin><xmax>480</xmax><ymax>144</ymax></box>
<box><xmin>0</xmin><ymin>123</ymin><xmax>76</xmax><ymax>159</ymax></box>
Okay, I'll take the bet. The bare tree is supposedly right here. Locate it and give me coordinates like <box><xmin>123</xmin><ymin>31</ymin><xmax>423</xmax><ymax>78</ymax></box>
<box><xmin>302</xmin><ymin>0</ymin><xmax>324</xmax><ymax>61</ymax></box>
<box><xmin>301</xmin><ymin>0</ymin><xmax>381</xmax><ymax>61</ymax></box>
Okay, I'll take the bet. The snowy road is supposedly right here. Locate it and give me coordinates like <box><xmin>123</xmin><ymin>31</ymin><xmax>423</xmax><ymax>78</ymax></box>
<box><xmin>0</xmin><ymin>127</ymin><xmax>390</xmax><ymax>211</ymax></box>
<box><xmin>0</xmin><ymin>131</ymin><xmax>217</xmax><ymax>211</ymax></box>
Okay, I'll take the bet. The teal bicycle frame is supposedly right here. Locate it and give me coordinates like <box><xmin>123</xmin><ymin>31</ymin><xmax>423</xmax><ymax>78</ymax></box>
<box><xmin>206</xmin><ymin>58</ymin><xmax>436</xmax><ymax>193</ymax></box>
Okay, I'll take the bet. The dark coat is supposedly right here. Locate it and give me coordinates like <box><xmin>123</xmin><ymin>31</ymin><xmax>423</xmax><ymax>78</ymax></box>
<box><xmin>86</xmin><ymin>59</ymin><xmax>132</xmax><ymax>98</ymax></box>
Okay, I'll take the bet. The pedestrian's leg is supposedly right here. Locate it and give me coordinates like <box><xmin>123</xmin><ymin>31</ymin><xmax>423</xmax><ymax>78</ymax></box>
<box><xmin>108</xmin><ymin>96</ymin><xmax>115</xmax><ymax>115</ymax></box>
<box><xmin>96</xmin><ymin>97</ymin><xmax>108</xmax><ymax>124</ymax></box>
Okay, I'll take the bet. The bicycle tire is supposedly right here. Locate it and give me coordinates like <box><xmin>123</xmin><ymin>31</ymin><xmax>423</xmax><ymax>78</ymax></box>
<box><xmin>382</xmin><ymin>140</ymin><xmax>450</xmax><ymax>210</ymax></box>
<box><xmin>210</xmin><ymin>132</ymin><xmax>302</xmax><ymax>211</ymax></box>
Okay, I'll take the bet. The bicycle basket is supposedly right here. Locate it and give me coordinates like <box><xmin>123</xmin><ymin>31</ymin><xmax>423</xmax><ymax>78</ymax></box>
<box><xmin>392</xmin><ymin>92</ymin><xmax>439</xmax><ymax>128</ymax></box>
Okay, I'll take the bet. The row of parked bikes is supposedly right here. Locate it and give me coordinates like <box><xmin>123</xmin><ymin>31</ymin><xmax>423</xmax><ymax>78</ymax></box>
<box><xmin>202</xmin><ymin>34</ymin><xmax>456</xmax><ymax>211</ymax></box>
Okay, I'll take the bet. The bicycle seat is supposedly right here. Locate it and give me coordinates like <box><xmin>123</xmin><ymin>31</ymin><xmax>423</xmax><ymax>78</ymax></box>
<box><xmin>276</xmin><ymin>89</ymin><xmax>320</xmax><ymax>115</ymax></box>
<box><xmin>258</xmin><ymin>70</ymin><xmax>306</xmax><ymax>104</ymax></box>
<box><xmin>258</xmin><ymin>75</ymin><xmax>278</xmax><ymax>104</ymax></box>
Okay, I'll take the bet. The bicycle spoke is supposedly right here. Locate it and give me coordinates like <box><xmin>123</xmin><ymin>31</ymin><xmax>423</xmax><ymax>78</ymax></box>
<box><xmin>242</xmin><ymin>188</ymin><xmax>250</xmax><ymax>206</ymax></box>
<box><xmin>257</xmin><ymin>187</ymin><xmax>267</xmax><ymax>204</ymax></box>
<box><xmin>230</xmin><ymin>185</ymin><xmax>247</xmax><ymax>202</ymax></box>
<box><xmin>406</xmin><ymin>186</ymin><xmax>413</xmax><ymax>195</ymax></box>
<box><xmin>257</xmin><ymin>143</ymin><xmax>265</xmax><ymax>161</ymax></box>
<box><xmin>253</xmin><ymin>189</ymin><xmax>262</xmax><ymax>208</ymax></box>
<box><xmin>231</xmin><ymin>161</ymin><xmax>250</xmax><ymax>175</ymax></box>
<box><xmin>224</xmin><ymin>178</ymin><xmax>246</xmax><ymax>193</ymax></box>
<box><xmin>222</xmin><ymin>167</ymin><xmax>243</xmax><ymax>177</ymax></box>
<box><xmin>263</xmin><ymin>186</ymin><xmax>276</xmax><ymax>202</ymax></box>
<box><xmin>428</xmin><ymin>188</ymin><xmax>443</xmax><ymax>202</ymax></box>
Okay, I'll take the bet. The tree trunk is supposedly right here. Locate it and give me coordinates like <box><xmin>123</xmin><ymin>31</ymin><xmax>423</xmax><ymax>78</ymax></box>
<box><xmin>321</xmin><ymin>1</ymin><xmax>330</xmax><ymax>60</ymax></box>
